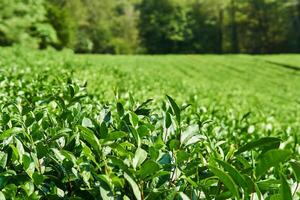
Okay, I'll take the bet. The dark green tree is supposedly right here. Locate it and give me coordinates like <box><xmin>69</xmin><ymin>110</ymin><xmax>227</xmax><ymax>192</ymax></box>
<box><xmin>229</xmin><ymin>0</ymin><xmax>239</xmax><ymax>53</ymax></box>
<box><xmin>139</xmin><ymin>0</ymin><xmax>191</xmax><ymax>54</ymax></box>
<box><xmin>110</xmin><ymin>0</ymin><xmax>140</xmax><ymax>54</ymax></box>
<box><xmin>46</xmin><ymin>0</ymin><xmax>80</xmax><ymax>49</ymax></box>
<box><xmin>0</xmin><ymin>0</ymin><xmax>57</xmax><ymax>48</ymax></box>
<box><xmin>187</xmin><ymin>0</ymin><xmax>223</xmax><ymax>53</ymax></box>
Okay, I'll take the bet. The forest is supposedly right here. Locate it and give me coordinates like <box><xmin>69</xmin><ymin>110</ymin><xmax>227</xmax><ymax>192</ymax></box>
<box><xmin>0</xmin><ymin>0</ymin><xmax>300</xmax><ymax>54</ymax></box>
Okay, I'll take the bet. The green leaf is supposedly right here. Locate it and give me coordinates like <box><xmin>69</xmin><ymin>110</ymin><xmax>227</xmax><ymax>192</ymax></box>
<box><xmin>78</xmin><ymin>126</ymin><xmax>101</xmax><ymax>153</ymax></box>
<box><xmin>21</xmin><ymin>181</ymin><xmax>34</xmax><ymax>196</ymax></box>
<box><xmin>137</xmin><ymin>125</ymin><xmax>149</xmax><ymax>137</ymax></box>
<box><xmin>236</xmin><ymin>156</ymin><xmax>251</xmax><ymax>168</ymax></box>
<box><xmin>135</xmin><ymin>108</ymin><xmax>151</xmax><ymax>116</ymax></box>
<box><xmin>124</xmin><ymin>173</ymin><xmax>141</xmax><ymax>200</ymax></box>
<box><xmin>0</xmin><ymin>128</ymin><xmax>22</xmax><ymax>141</ymax></box>
<box><xmin>82</xmin><ymin>117</ymin><xmax>93</xmax><ymax>128</ymax></box>
<box><xmin>176</xmin><ymin>150</ymin><xmax>189</xmax><ymax>163</ymax></box>
<box><xmin>209</xmin><ymin>166</ymin><xmax>240</xmax><ymax>200</ymax></box>
<box><xmin>180</xmin><ymin>125</ymin><xmax>203</xmax><ymax>146</ymax></box>
<box><xmin>109</xmin><ymin>156</ymin><xmax>129</xmax><ymax>172</ymax></box>
<box><xmin>166</xmin><ymin>95</ymin><xmax>180</xmax><ymax>123</ymax></box>
<box><xmin>1</xmin><ymin>113</ymin><xmax>10</xmax><ymax>126</ymax></box>
<box><xmin>2</xmin><ymin>184</ymin><xmax>17</xmax><ymax>199</ymax></box>
<box><xmin>117</xmin><ymin>102</ymin><xmax>125</xmax><ymax>117</ymax></box>
<box><xmin>179</xmin><ymin>192</ymin><xmax>190</xmax><ymax>200</ymax></box>
<box><xmin>257</xmin><ymin>179</ymin><xmax>280</xmax><ymax>191</ymax></box>
<box><xmin>168</xmin><ymin>139</ymin><xmax>180</xmax><ymax>150</ymax></box>
<box><xmin>290</xmin><ymin>161</ymin><xmax>300</xmax><ymax>181</ymax></box>
<box><xmin>114</xmin><ymin>144</ymin><xmax>130</xmax><ymax>157</ymax></box>
<box><xmin>32</xmin><ymin>172</ymin><xmax>44</xmax><ymax>185</ymax></box>
<box><xmin>215</xmin><ymin>159</ymin><xmax>248</xmax><ymax>191</ymax></box>
<box><xmin>235</xmin><ymin>137</ymin><xmax>281</xmax><ymax>155</ymax></box>
<box><xmin>243</xmin><ymin>175</ymin><xmax>255</xmax><ymax>195</ymax></box>
<box><xmin>164</xmin><ymin>112</ymin><xmax>172</xmax><ymax>129</ymax></box>
<box><xmin>48</xmin><ymin>128</ymin><xmax>71</xmax><ymax>142</ymax></box>
<box><xmin>158</xmin><ymin>153</ymin><xmax>172</xmax><ymax>165</ymax></box>
<box><xmin>111</xmin><ymin>176</ymin><xmax>125</xmax><ymax>188</ymax></box>
<box><xmin>9</xmin><ymin>144</ymin><xmax>19</xmax><ymax>162</ymax></box>
<box><xmin>149</xmin><ymin>146</ymin><xmax>159</xmax><ymax>160</ymax></box>
<box><xmin>106</xmin><ymin>131</ymin><xmax>127</xmax><ymax>141</ymax></box>
<box><xmin>139</xmin><ymin>160</ymin><xmax>160</xmax><ymax>179</ymax></box>
<box><xmin>23</xmin><ymin>154</ymin><xmax>35</xmax><ymax>177</ymax></box>
<box><xmin>82</xmin><ymin>143</ymin><xmax>100</xmax><ymax>168</ymax></box>
<box><xmin>100</xmin><ymin>185</ymin><xmax>114</xmax><ymax>200</ymax></box>
<box><xmin>129</xmin><ymin>112</ymin><xmax>139</xmax><ymax>127</ymax></box>
<box><xmin>25</xmin><ymin>115</ymin><xmax>35</xmax><ymax>127</ymax></box>
<box><xmin>98</xmin><ymin>174</ymin><xmax>113</xmax><ymax>189</ymax></box>
<box><xmin>15</xmin><ymin>138</ymin><xmax>25</xmax><ymax>162</ymax></box>
<box><xmin>69</xmin><ymin>85</ymin><xmax>75</xmax><ymax>98</ymax></box>
<box><xmin>132</xmin><ymin>147</ymin><xmax>147</xmax><ymax>169</ymax></box>
<box><xmin>51</xmin><ymin>148</ymin><xmax>65</xmax><ymax>161</ymax></box>
<box><xmin>100</xmin><ymin>122</ymin><xmax>108</xmax><ymax>139</ymax></box>
<box><xmin>130</xmin><ymin>127</ymin><xmax>141</xmax><ymax>147</ymax></box>
<box><xmin>154</xmin><ymin>134</ymin><xmax>164</xmax><ymax>150</ymax></box>
<box><xmin>255</xmin><ymin>149</ymin><xmax>291</xmax><ymax>178</ymax></box>
<box><xmin>82</xmin><ymin>170</ymin><xmax>91</xmax><ymax>188</ymax></box>
<box><xmin>61</xmin><ymin>150</ymin><xmax>77</xmax><ymax>164</ymax></box>
<box><xmin>123</xmin><ymin>195</ymin><xmax>130</xmax><ymax>200</ymax></box>
<box><xmin>30</xmin><ymin>152</ymin><xmax>40</xmax><ymax>173</ymax></box>
<box><xmin>135</xmin><ymin>99</ymin><xmax>153</xmax><ymax>110</ymax></box>
<box><xmin>0</xmin><ymin>191</ymin><xmax>5</xmax><ymax>200</ymax></box>
<box><xmin>0</xmin><ymin>152</ymin><xmax>8</xmax><ymax>169</ymax></box>
<box><xmin>280</xmin><ymin>173</ymin><xmax>292</xmax><ymax>200</ymax></box>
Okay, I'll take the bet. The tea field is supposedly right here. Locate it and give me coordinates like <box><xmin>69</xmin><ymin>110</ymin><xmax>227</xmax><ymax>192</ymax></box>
<box><xmin>0</xmin><ymin>47</ymin><xmax>299</xmax><ymax>199</ymax></box>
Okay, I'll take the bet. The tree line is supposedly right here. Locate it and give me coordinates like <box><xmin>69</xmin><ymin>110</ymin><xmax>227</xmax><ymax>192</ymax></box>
<box><xmin>0</xmin><ymin>0</ymin><xmax>299</xmax><ymax>54</ymax></box>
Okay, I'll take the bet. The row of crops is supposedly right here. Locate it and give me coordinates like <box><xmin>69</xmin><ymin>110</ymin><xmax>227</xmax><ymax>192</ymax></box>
<box><xmin>0</xmin><ymin>47</ymin><xmax>299</xmax><ymax>199</ymax></box>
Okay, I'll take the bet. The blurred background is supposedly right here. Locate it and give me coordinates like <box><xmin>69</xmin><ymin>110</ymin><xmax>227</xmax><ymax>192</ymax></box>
<box><xmin>0</xmin><ymin>0</ymin><xmax>299</xmax><ymax>54</ymax></box>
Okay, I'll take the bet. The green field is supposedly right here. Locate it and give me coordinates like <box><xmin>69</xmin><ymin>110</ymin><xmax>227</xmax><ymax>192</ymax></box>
<box><xmin>5</xmin><ymin>48</ymin><xmax>299</xmax><ymax>124</ymax></box>
<box><xmin>0</xmin><ymin>48</ymin><xmax>300</xmax><ymax>199</ymax></box>
<box><xmin>78</xmin><ymin>54</ymin><xmax>300</xmax><ymax>118</ymax></box>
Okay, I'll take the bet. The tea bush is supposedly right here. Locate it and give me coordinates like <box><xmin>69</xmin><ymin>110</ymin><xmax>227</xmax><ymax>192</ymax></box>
<box><xmin>0</xmin><ymin>65</ymin><xmax>299</xmax><ymax>199</ymax></box>
<box><xmin>0</xmin><ymin>48</ymin><xmax>300</xmax><ymax>199</ymax></box>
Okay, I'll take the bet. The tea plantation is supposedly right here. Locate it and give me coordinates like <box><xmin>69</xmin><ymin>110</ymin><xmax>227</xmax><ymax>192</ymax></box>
<box><xmin>0</xmin><ymin>47</ymin><xmax>299</xmax><ymax>199</ymax></box>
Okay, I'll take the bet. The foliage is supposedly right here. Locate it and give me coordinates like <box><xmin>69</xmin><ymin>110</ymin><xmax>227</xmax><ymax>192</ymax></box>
<box><xmin>1</xmin><ymin>0</ymin><xmax>300</xmax><ymax>53</ymax></box>
<box><xmin>139</xmin><ymin>0</ymin><xmax>191</xmax><ymax>53</ymax></box>
<box><xmin>46</xmin><ymin>0</ymin><xmax>79</xmax><ymax>49</ymax></box>
<box><xmin>0</xmin><ymin>0</ymin><xmax>57</xmax><ymax>48</ymax></box>
<box><xmin>0</xmin><ymin>48</ymin><xmax>299</xmax><ymax>199</ymax></box>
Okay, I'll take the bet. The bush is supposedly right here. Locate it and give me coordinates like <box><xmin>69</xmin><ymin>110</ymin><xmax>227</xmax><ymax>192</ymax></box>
<box><xmin>0</xmin><ymin>60</ymin><xmax>299</xmax><ymax>199</ymax></box>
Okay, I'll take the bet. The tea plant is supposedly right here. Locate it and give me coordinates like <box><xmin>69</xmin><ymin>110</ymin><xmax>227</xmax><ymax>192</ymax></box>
<box><xmin>0</xmin><ymin>63</ymin><xmax>299</xmax><ymax>200</ymax></box>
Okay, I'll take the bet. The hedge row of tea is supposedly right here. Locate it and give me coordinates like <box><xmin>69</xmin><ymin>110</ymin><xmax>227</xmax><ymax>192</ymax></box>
<box><xmin>0</xmin><ymin>48</ymin><xmax>299</xmax><ymax>199</ymax></box>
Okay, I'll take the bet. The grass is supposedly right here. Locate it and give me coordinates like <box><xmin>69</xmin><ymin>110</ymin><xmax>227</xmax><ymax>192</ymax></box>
<box><xmin>0</xmin><ymin>47</ymin><xmax>299</xmax><ymax>199</ymax></box>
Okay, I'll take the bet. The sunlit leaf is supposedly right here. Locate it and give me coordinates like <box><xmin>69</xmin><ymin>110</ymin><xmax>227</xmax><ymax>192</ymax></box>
<box><xmin>132</xmin><ymin>147</ymin><xmax>147</xmax><ymax>169</ymax></box>
<box><xmin>256</xmin><ymin>149</ymin><xmax>291</xmax><ymax>178</ymax></box>
<box><xmin>209</xmin><ymin>166</ymin><xmax>240</xmax><ymax>200</ymax></box>
<box><xmin>124</xmin><ymin>173</ymin><xmax>141</xmax><ymax>200</ymax></box>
